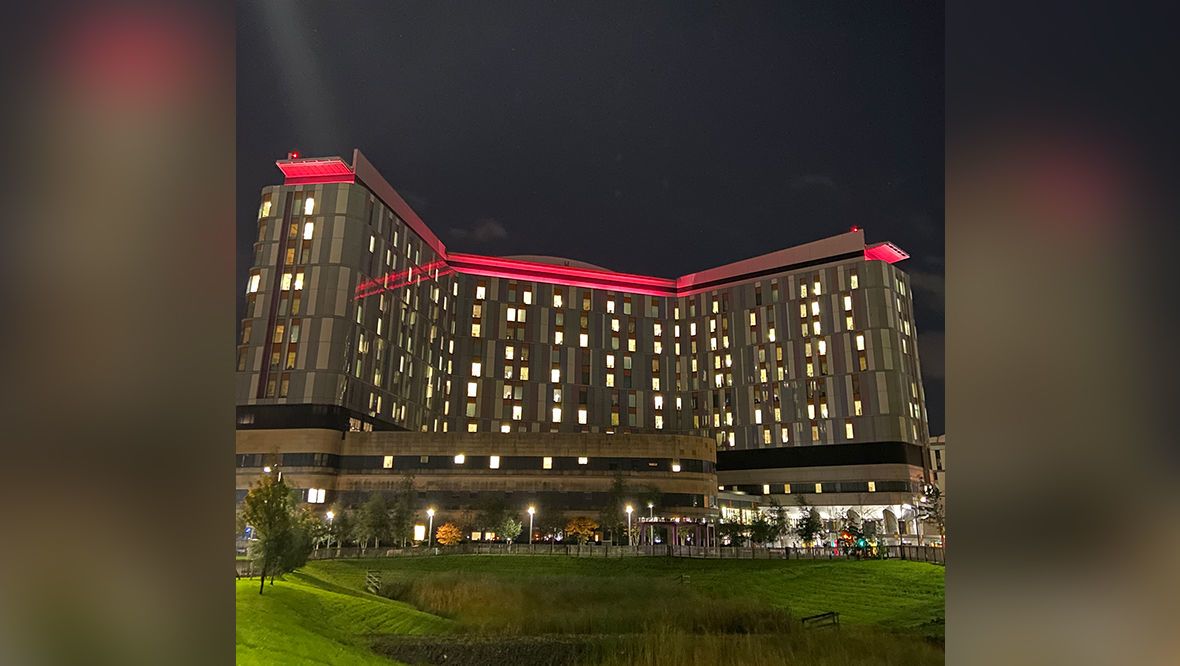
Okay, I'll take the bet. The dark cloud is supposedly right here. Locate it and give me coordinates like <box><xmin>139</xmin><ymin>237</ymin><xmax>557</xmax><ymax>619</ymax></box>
<box><xmin>789</xmin><ymin>174</ymin><xmax>838</xmax><ymax>192</ymax></box>
<box><xmin>908</xmin><ymin>270</ymin><xmax>946</xmax><ymax>314</ymax></box>
<box><xmin>450</xmin><ymin>217</ymin><xmax>508</xmax><ymax>243</ymax></box>
<box><xmin>917</xmin><ymin>330</ymin><xmax>944</xmax><ymax>381</ymax></box>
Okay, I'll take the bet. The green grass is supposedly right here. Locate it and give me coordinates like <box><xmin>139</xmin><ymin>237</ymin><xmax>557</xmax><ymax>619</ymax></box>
<box><xmin>235</xmin><ymin>571</ymin><xmax>452</xmax><ymax>665</ymax></box>
<box><xmin>237</xmin><ymin>556</ymin><xmax>944</xmax><ymax>665</ymax></box>
<box><xmin>309</xmin><ymin>556</ymin><xmax>944</xmax><ymax>636</ymax></box>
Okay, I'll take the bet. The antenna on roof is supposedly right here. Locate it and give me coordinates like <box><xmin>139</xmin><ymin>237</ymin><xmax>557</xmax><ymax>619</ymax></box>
<box><xmin>287</xmin><ymin>150</ymin><xmax>300</xmax><ymax>159</ymax></box>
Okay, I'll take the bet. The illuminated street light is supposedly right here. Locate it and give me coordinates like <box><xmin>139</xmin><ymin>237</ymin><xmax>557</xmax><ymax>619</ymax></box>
<box><xmin>647</xmin><ymin>502</ymin><xmax>654</xmax><ymax>546</ymax></box>
<box><xmin>427</xmin><ymin>508</ymin><xmax>435</xmax><ymax>548</ymax></box>
<box><xmin>527</xmin><ymin>506</ymin><xmax>535</xmax><ymax>546</ymax></box>
<box><xmin>625</xmin><ymin>505</ymin><xmax>634</xmax><ymax>546</ymax></box>
<box><xmin>263</xmin><ymin>466</ymin><xmax>272</xmax><ymax>473</ymax></box>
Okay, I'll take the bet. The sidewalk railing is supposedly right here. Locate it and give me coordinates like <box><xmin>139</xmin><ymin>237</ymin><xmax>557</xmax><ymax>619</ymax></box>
<box><xmin>294</xmin><ymin>542</ymin><xmax>944</xmax><ymax>564</ymax></box>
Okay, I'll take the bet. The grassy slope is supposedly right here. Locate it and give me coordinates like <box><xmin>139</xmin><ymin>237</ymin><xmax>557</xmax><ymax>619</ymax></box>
<box><xmin>236</xmin><ymin>571</ymin><xmax>452</xmax><ymax>665</ymax></box>
<box><xmin>307</xmin><ymin>555</ymin><xmax>944</xmax><ymax>634</ymax></box>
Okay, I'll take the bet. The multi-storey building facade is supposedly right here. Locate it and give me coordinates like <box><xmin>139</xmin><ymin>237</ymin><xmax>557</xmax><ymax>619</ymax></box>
<box><xmin>237</xmin><ymin>150</ymin><xmax>931</xmax><ymax>526</ymax></box>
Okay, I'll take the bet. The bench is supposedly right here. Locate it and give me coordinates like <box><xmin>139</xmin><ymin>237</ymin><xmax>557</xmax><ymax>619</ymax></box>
<box><xmin>800</xmin><ymin>611</ymin><xmax>840</xmax><ymax>629</ymax></box>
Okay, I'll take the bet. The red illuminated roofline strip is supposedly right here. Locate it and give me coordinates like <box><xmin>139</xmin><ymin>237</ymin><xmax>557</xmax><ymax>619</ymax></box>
<box><xmin>864</xmin><ymin>242</ymin><xmax>910</xmax><ymax>263</ymax></box>
<box><xmin>277</xmin><ymin>152</ymin><xmax>910</xmax><ymax>297</ymax></box>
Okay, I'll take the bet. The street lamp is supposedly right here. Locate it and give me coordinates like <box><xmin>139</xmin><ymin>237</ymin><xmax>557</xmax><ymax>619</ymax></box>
<box><xmin>325</xmin><ymin>511</ymin><xmax>334</xmax><ymax>549</ymax></box>
<box><xmin>527</xmin><ymin>506</ymin><xmax>535</xmax><ymax>546</ymax></box>
<box><xmin>647</xmin><ymin>502</ymin><xmax>654</xmax><ymax>546</ymax></box>
<box><xmin>625</xmin><ymin>504</ymin><xmax>634</xmax><ymax>546</ymax></box>
<box><xmin>427</xmin><ymin>508</ymin><xmax>435</xmax><ymax>548</ymax></box>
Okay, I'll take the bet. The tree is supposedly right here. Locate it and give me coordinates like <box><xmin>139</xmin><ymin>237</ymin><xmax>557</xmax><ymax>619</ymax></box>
<box><xmin>565</xmin><ymin>516</ymin><xmax>599</xmax><ymax>544</ymax></box>
<box><xmin>435</xmin><ymin>522</ymin><xmax>463</xmax><ymax>546</ymax></box>
<box><xmin>280</xmin><ymin>507</ymin><xmax>318</xmax><ymax>572</ymax></box>
<box><xmin>749</xmin><ymin>513</ymin><xmax>778</xmax><ymax>546</ymax></box>
<box><xmin>389</xmin><ymin>474</ymin><xmax>417</xmax><ymax>547</ymax></box>
<box><xmin>717</xmin><ymin>518</ymin><xmax>749</xmax><ymax>547</ymax></box>
<box><xmin>498</xmin><ymin>516</ymin><xmax>523</xmax><ymax>548</ymax></box>
<box><xmin>598</xmin><ymin>474</ymin><xmax>629</xmax><ymax>544</ymax></box>
<box><xmin>794</xmin><ymin>497</ymin><xmax>824</xmax><ymax>546</ymax></box>
<box><xmin>476</xmin><ymin>495</ymin><xmax>509</xmax><ymax>534</ymax></box>
<box><xmin>916</xmin><ymin>483</ymin><xmax>945</xmax><ymax>545</ymax></box>
<box><xmin>355</xmin><ymin>493</ymin><xmax>392</xmax><ymax>551</ymax></box>
<box><xmin>238</xmin><ymin>473</ymin><xmax>294</xmax><ymax>595</ymax></box>
<box><xmin>765</xmin><ymin>498</ymin><xmax>792</xmax><ymax>546</ymax></box>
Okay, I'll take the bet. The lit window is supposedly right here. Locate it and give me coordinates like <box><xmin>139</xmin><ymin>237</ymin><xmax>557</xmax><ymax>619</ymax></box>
<box><xmin>383</xmin><ymin>455</ymin><xmax>393</xmax><ymax>469</ymax></box>
<box><xmin>628</xmin><ymin>338</ymin><xmax>636</xmax><ymax>352</ymax></box>
<box><xmin>818</xmin><ymin>340</ymin><xmax>827</xmax><ymax>355</ymax></box>
<box><xmin>856</xmin><ymin>334</ymin><xmax>865</xmax><ymax>351</ymax></box>
<box><xmin>854</xmin><ymin>399</ymin><xmax>863</xmax><ymax>416</ymax></box>
<box><xmin>280</xmin><ymin>273</ymin><xmax>293</xmax><ymax>290</ymax></box>
<box><xmin>260</xmin><ymin>199</ymin><xmax>272</xmax><ymax>217</ymax></box>
<box><xmin>799</xmin><ymin>303</ymin><xmax>807</xmax><ymax>318</ymax></box>
<box><xmin>551</xmin><ymin>368</ymin><xmax>561</xmax><ymax>383</ymax></box>
<box><xmin>505</xmin><ymin>346</ymin><xmax>514</xmax><ymax>360</ymax></box>
<box><xmin>552</xmin><ymin>407</ymin><xmax>562</xmax><ymax>422</ymax></box>
<box><xmin>781</xmin><ymin>427</ymin><xmax>789</xmax><ymax>442</ymax></box>
<box><xmin>578</xmin><ymin>456</ymin><xmax>588</xmax><ymax>465</ymax></box>
<box><xmin>512</xmin><ymin>405</ymin><xmax>522</xmax><ymax>420</ymax></box>
<box><xmin>578</xmin><ymin>408</ymin><xmax>587</xmax><ymax>424</ymax></box>
<box><xmin>813</xmin><ymin>281</ymin><xmax>821</xmax><ymax>295</ymax></box>
<box><xmin>507</xmin><ymin>308</ymin><xmax>516</xmax><ymax>322</ymax></box>
<box><xmin>247</xmin><ymin>274</ymin><xmax>261</xmax><ymax>293</ymax></box>
<box><xmin>654</xmin><ymin>395</ymin><xmax>664</xmax><ymax>409</ymax></box>
<box><xmin>579</xmin><ymin>333</ymin><xmax>588</xmax><ymax>347</ymax></box>
<box><xmin>523</xmin><ymin>290</ymin><xmax>532</xmax><ymax>304</ymax></box>
<box><xmin>815</xmin><ymin>483</ymin><xmax>822</xmax><ymax>494</ymax></box>
<box><xmin>763</xmin><ymin>484</ymin><xmax>771</xmax><ymax>495</ymax></box>
<box><xmin>553</xmin><ymin>293</ymin><xmax>563</xmax><ymax>308</ymax></box>
<box><xmin>749</xmin><ymin>312</ymin><xmax>757</xmax><ymax>326</ymax></box>
<box><xmin>850</xmin><ymin>274</ymin><xmax>859</xmax><ymax>289</ymax></box>
<box><xmin>690</xmin><ymin>322</ymin><xmax>697</xmax><ymax>336</ymax></box>
<box><xmin>554</xmin><ymin>331</ymin><xmax>564</xmax><ymax>345</ymax></box>
<box><xmin>811</xmin><ymin>301</ymin><xmax>820</xmax><ymax>316</ymax></box>
<box><xmin>369</xmin><ymin>235</ymin><xmax>375</xmax><ymax>252</ymax></box>
<box><xmin>654</xmin><ymin>323</ymin><xmax>662</xmax><ymax>336</ymax></box>
<box><xmin>807</xmin><ymin>404</ymin><xmax>815</xmax><ymax>419</ymax></box>
<box><xmin>768</xmin><ymin>328</ymin><xmax>776</xmax><ymax>342</ymax></box>
<box><xmin>800</xmin><ymin>283</ymin><xmax>808</xmax><ymax>298</ymax></box>
<box><xmin>303</xmin><ymin>221</ymin><xmax>314</xmax><ymax>239</ymax></box>
<box><xmin>489</xmin><ymin>455</ymin><xmax>500</xmax><ymax>469</ymax></box>
<box><xmin>846</xmin><ymin>422</ymin><xmax>855</xmax><ymax>439</ymax></box>
<box><xmin>812</xmin><ymin>321</ymin><xmax>821</xmax><ymax>335</ymax></box>
<box><xmin>304</xmin><ymin>197</ymin><xmax>315</xmax><ymax>215</ymax></box>
<box><xmin>476</xmin><ymin>285</ymin><xmax>486</xmax><ymax>300</ymax></box>
<box><xmin>294</xmin><ymin>272</ymin><xmax>304</xmax><ymax>290</ymax></box>
<box><xmin>611</xmin><ymin>318</ymin><xmax>620</xmax><ymax>332</ymax></box>
<box><xmin>471</xmin><ymin>362</ymin><xmax>481</xmax><ymax>377</ymax></box>
<box><xmin>308</xmin><ymin>488</ymin><xmax>325</xmax><ymax>503</ymax></box>
<box><xmin>820</xmin><ymin>402</ymin><xmax>829</xmax><ymax>418</ymax></box>
<box><xmin>784</xmin><ymin>483</ymin><xmax>792</xmax><ymax>494</ymax></box>
<box><xmin>607</xmin><ymin>301</ymin><xmax>615</xmax><ymax>313</ymax></box>
<box><xmin>843</xmin><ymin>295</ymin><xmax>852</xmax><ymax>311</ymax></box>
<box><xmin>472</xmin><ymin>323</ymin><xmax>482</xmax><ymax>337</ymax></box>
<box><xmin>755</xmin><ymin>410</ymin><xmax>762</xmax><ymax>424</ymax></box>
<box><xmin>500</xmin><ymin>424</ymin><xmax>511</xmax><ymax>433</ymax></box>
<box><xmin>454</xmin><ymin>454</ymin><xmax>466</xmax><ymax>464</ymax></box>
<box><xmin>655</xmin><ymin>415</ymin><xmax>664</xmax><ymax>429</ymax></box>
<box><xmin>606</xmin><ymin>375</ymin><xmax>614</xmax><ymax>387</ymax></box>
<box><xmin>467</xmin><ymin>382</ymin><xmax>478</xmax><ymax>397</ymax></box>
<box><xmin>671</xmin><ymin>462</ymin><xmax>681</xmax><ymax>472</ymax></box>
<box><xmin>543</xmin><ymin>456</ymin><xmax>553</xmax><ymax>469</ymax></box>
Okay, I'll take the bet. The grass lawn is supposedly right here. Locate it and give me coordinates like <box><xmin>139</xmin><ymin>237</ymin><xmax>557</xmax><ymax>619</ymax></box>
<box><xmin>310</xmin><ymin>555</ymin><xmax>944</xmax><ymax>635</ymax></box>
<box><xmin>236</xmin><ymin>571</ymin><xmax>452</xmax><ymax>665</ymax></box>
<box><xmin>237</xmin><ymin>555</ymin><xmax>944</xmax><ymax>665</ymax></box>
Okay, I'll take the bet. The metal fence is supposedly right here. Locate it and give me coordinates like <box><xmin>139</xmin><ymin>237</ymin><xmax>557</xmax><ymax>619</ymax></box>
<box><xmin>296</xmin><ymin>542</ymin><xmax>943</xmax><ymax>564</ymax></box>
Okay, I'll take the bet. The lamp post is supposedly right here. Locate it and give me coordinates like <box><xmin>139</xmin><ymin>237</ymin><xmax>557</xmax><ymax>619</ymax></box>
<box><xmin>427</xmin><ymin>508</ymin><xmax>435</xmax><ymax>548</ymax></box>
<box><xmin>625</xmin><ymin>505</ymin><xmax>634</xmax><ymax>546</ymax></box>
<box><xmin>527</xmin><ymin>506</ymin><xmax>535</xmax><ymax>547</ymax></box>
<box><xmin>325</xmin><ymin>511</ymin><xmax>334</xmax><ymax>550</ymax></box>
<box><xmin>647</xmin><ymin>501</ymin><xmax>654</xmax><ymax>546</ymax></box>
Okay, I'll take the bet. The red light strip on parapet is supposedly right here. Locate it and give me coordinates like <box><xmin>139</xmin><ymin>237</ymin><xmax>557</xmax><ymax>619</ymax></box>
<box><xmin>446</xmin><ymin>253</ymin><xmax>679</xmax><ymax>297</ymax></box>
<box><xmin>355</xmin><ymin>260</ymin><xmax>449</xmax><ymax>300</ymax></box>
<box><xmin>276</xmin><ymin>156</ymin><xmax>355</xmax><ymax>185</ymax></box>
<box><xmin>863</xmin><ymin>242</ymin><xmax>909</xmax><ymax>264</ymax></box>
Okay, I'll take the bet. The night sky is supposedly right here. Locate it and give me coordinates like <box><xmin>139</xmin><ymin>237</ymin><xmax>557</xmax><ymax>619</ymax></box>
<box><xmin>237</xmin><ymin>2</ymin><xmax>944</xmax><ymax>434</ymax></box>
